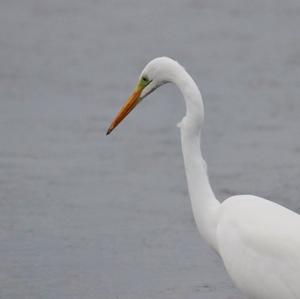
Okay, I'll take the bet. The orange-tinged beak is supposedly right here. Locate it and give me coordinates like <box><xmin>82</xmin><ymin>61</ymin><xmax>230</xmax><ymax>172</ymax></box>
<box><xmin>106</xmin><ymin>84</ymin><xmax>143</xmax><ymax>135</ymax></box>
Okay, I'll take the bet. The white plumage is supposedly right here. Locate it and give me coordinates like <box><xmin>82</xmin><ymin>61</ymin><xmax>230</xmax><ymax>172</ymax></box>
<box><xmin>107</xmin><ymin>57</ymin><xmax>300</xmax><ymax>299</ymax></box>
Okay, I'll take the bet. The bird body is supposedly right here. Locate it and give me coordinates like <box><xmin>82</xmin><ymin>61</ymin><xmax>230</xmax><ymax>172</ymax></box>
<box><xmin>218</xmin><ymin>195</ymin><xmax>300</xmax><ymax>299</ymax></box>
<box><xmin>107</xmin><ymin>57</ymin><xmax>300</xmax><ymax>299</ymax></box>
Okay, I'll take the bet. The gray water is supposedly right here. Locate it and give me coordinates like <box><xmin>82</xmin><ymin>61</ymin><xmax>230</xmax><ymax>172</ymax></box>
<box><xmin>1</xmin><ymin>1</ymin><xmax>300</xmax><ymax>298</ymax></box>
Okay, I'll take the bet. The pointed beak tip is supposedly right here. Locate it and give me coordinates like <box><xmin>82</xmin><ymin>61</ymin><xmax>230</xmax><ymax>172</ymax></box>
<box><xmin>106</xmin><ymin>128</ymin><xmax>112</xmax><ymax>135</ymax></box>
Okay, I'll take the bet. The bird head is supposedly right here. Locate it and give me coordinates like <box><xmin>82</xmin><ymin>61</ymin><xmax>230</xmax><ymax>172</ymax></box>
<box><xmin>106</xmin><ymin>57</ymin><xmax>180</xmax><ymax>135</ymax></box>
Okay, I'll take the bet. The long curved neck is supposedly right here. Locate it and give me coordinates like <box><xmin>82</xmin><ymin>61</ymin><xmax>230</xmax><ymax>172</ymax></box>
<box><xmin>171</xmin><ymin>65</ymin><xmax>220</xmax><ymax>251</ymax></box>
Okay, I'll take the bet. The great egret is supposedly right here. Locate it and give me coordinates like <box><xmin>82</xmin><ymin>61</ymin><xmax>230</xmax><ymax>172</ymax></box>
<box><xmin>106</xmin><ymin>57</ymin><xmax>300</xmax><ymax>299</ymax></box>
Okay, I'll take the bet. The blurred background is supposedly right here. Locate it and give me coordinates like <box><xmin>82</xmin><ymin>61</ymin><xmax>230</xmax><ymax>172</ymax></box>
<box><xmin>1</xmin><ymin>0</ymin><xmax>300</xmax><ymax>298</ymax></box>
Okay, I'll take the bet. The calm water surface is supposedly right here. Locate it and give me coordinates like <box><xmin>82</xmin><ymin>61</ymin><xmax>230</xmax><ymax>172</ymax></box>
<box><xmin>1</xmin><ymin>1</ymin><xmax>300</xmax><ymax>298</ymax></box>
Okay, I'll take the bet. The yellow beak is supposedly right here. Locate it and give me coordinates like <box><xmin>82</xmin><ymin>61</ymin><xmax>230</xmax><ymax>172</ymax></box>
<box><xmin>106</xmin><ymin>84</ymin><xmax>143</xmax><ymax>135</ymax></box>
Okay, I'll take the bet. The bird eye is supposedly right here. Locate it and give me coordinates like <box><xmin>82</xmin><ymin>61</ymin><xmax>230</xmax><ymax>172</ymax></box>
<box><xmin>140</xmin><ymin>76</ymin><xmax>151</xmax><ymax>87</ymax></box>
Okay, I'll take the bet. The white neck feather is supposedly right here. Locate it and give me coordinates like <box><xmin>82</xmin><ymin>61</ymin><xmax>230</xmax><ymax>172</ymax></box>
<box><xmin>171</xmin><ymin>64</ymin><xmax>220</xmax><ymax>251</ymax></box>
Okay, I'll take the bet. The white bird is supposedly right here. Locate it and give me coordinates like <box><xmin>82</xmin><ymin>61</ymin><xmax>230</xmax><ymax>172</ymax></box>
<box><xmin>106</xmin><ymin>57</ymin><xmax>300</xmax><ymax>299</ymax></box>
